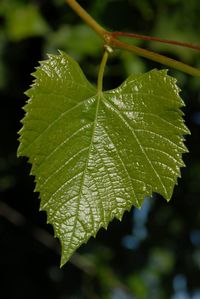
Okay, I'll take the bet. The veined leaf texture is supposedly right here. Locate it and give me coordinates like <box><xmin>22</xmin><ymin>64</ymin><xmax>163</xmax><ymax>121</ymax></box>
<box><xmin>18</xmin><ymin>51</ymin><xmax>189</xmax><ymax>266</ymax></box>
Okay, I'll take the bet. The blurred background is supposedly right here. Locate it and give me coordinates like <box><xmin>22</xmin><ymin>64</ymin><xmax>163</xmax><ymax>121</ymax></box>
<box><xmin>0</xmin><ymin>0</ymin><xmax>200</xmax><ymax>298</ymax></box>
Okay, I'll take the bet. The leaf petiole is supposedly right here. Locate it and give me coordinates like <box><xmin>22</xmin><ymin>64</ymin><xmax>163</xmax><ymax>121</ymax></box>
<box><xmin>97</xmin><ymin>49</ymin><xmax>109</xmax><ymax>93</ymax></box>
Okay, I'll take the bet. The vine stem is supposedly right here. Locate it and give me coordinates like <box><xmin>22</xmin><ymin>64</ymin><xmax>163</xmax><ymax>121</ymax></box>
<box><xmin>111</xmin><ymin>39</ymin><xmax>200</xmax><ymax>77</ymax></box>
<box><xmin>97</xmin><ymin>50</ymin><xmax>109</xmax><ymax>93</ymax></box>
<box><xmin>66</xmin><ymin>0</ymin><xmax>200</xmax><ymax>77</ymax></box>
<box><xmin>66</xmin><ymin>0</ymin><xmax>107</xmax><ymax>38</ymax></box>
<box><xmin>112</xmin><ymin>32</ymin><xmax>200</xmax><ymax>52</ymax></box>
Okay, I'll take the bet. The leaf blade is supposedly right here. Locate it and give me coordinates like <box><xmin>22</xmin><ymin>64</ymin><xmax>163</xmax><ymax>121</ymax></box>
<box><xmin>18</xmin><ymin>52</ymin><xmax>189</xmax><ymax>266</ymax></box>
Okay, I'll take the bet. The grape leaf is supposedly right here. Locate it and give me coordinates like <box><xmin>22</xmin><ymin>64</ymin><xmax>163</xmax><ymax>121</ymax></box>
<box><xmin>18</xmin><ymin>51</ymin><xmax>189</xmax><ymax>266</ymax></box>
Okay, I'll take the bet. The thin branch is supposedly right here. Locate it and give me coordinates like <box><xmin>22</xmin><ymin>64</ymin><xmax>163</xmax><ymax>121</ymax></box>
<box><xmin>112</xmin><ymin>31</ymin><xmax>200</xmax><ymax>52</ymax></box>
<box><xmin>66</xmin><ymin>0</ymin><xmax>106</xmax><ymax>39</ymax></box>
<box><xmin>66</xmin><ymin>0</ymin><xmax>200</xmax><ymax>77</ymax></box>
<box><xmin>111</xmin><ymin>38</ymin><xmax>200</xmax><ymax>77</ymax></box>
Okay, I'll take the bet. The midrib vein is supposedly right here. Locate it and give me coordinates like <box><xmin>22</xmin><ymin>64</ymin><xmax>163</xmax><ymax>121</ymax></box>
<box><xmin>70</xmin><ymin>93</ymin><xmax>101</xmax><ymax>241</ymax></box>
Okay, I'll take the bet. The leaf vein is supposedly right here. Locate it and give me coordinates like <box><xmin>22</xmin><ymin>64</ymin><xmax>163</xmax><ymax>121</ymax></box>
<box><xmin>40</xmin><ymin>146</ymin><xmax>90</xmax><ymax>189</ymax></box>
<box><xmin>103</xmin><ymin>96</ymin><xmax>168</xmax><ymax>198</ymax></box>
<box><xmin>41</xmin><ymin>172</ymin><xmax>83</xmax><ymax>210</ymax></box>
<box><xmin>37</xmin><ymin>123</ymin><xmax>93</xmax><ymax>169</ymax></box>
<box><xmin>23</xmin><ymin>96</ymin><xmax>95</xmax><ymax>153</ymax></box>
<box><xmin>101</xmin><ymin>126</ymin><xmax>140</xmax><ymax>206</ymax></box>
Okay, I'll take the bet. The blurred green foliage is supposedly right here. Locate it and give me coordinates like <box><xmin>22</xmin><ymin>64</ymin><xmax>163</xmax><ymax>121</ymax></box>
<box><xmin>0</xmin><ymin>0</ymin><xmax>200</xmax><ymax>299</ymax></box>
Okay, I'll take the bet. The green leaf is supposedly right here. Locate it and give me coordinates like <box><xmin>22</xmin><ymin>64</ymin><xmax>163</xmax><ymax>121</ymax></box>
<box><xmin>18</xmin><ymin>51</ymin><xmax>189</xmax><ymax>266</ymax></box>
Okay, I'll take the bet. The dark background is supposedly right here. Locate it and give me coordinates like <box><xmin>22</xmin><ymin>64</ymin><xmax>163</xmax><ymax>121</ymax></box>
<box><xmin>0</xmin><ymin>0</ymin><xmax>200</xmax><ymax>298</ymax></box>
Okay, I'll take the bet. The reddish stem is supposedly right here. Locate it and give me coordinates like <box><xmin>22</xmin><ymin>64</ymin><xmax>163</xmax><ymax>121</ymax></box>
<box><xmin>112</xmin><ymin>31</ymin><xmax>200</xmax><ymax>52</ymax></box>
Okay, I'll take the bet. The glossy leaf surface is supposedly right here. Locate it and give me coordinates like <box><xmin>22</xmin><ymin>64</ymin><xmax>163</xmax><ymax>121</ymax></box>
<box><xmin>18</xmin><ymin>51</ymin><xmax>189</xmax><ymax>266</ymax></box>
